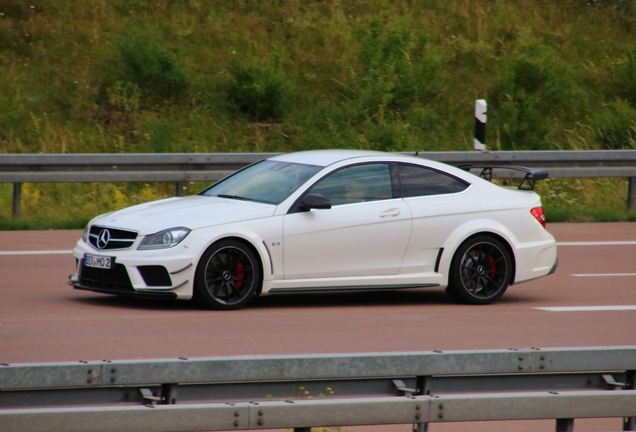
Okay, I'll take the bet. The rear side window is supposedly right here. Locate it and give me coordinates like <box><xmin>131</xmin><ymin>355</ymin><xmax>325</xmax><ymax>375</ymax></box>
<box><xmin>397</xmin><ymin>164</ymin><xmax>469</xmax><ymax>197</ymax></box>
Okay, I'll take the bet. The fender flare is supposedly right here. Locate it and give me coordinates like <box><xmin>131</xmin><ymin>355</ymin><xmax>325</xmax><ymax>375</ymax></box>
<box><xmin>189</xmin><ymin>225</ymin><xmax>274</xmax><ymax>285</ymax></box>
<box><xmin>437</xmin><ymin>219</ymin><xmax>518</xmax><ymax>286</ymax></box>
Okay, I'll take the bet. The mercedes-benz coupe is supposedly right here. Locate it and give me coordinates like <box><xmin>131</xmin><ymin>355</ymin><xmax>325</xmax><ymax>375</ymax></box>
<box><xmin>70</xmin><ymin>150</ymin><xmax>558</xmax><ymax>309</ymax></box>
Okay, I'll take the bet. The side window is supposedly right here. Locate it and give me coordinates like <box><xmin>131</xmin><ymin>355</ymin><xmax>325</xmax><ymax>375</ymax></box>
<box><xmin>308</xmin><ymin>164</ymin><xmax>393</xmax><ymax>206</ymax></box>
<box><xmin>398</xmin><ymin>164</ymin><xmax>469</xmax><ymax>197</ymax></box>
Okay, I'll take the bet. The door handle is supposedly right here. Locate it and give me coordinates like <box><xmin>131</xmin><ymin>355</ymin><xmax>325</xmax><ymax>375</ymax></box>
<box><xmin>380</xmin><ymin>209</ymin><xmax>400</xmax><ymax>218</ymax></box>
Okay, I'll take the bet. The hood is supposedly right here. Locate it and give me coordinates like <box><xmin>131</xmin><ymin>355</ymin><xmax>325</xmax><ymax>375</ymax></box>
<box><xmin>90</xmin><ymin>195</ymin><xmax>276</xmax><ymax>234</ymax></box>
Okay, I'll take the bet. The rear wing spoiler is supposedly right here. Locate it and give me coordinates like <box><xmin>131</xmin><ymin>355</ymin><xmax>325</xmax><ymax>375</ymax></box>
<box><xmin>457</xmin><ymin>165</ymin><xmax>548</xmax><ymax>191</ymax></box>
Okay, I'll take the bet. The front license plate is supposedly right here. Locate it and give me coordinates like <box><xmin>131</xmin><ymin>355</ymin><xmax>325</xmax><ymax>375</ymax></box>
<box><xmin>84</xmin><ymin>253</ymin><xmax>114</xmax><ymax>269</ymax></box>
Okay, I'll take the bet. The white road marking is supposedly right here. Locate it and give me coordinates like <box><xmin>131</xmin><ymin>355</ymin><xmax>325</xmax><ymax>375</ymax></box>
<box><xmin>557</xmin><ymin>241</ymin><xmax>636</xmax><ymax>246</ymax></box>
<box><xmin>572</xmin><ymin>273</ymin><xmax>636</xmax><ymax>277</ymax></box>
<box><xmin>536</xmin><ymin>306</ymin><xmax>636</xmax><ymax>312</ymax></box>
<box><xmin>0</xmin><ymin>250</ymin><xmax>73</xmax><ymax>256</ymax></box>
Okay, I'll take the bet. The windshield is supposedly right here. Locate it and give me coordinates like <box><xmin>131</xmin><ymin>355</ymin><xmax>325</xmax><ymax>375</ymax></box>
<box><xmin>201</xmin><ymin>160</ymin><xmax>323</xmax><ymax>204</ymax></box>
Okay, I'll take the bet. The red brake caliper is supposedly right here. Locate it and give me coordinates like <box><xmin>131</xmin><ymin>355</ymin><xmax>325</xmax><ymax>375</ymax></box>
<box><xmin>235</xmin><ymin>261</ymin><xmax>244</xmax><ymax>289</ymax></box>
<box><xmin>489</xmin><ymin>256</ymin><xmax>496</xmax><ymax>279</ymax></box>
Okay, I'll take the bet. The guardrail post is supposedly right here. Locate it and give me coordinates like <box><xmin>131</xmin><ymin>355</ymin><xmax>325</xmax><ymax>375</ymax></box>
<box><xmin>161</xmin><ymin>383</ymin><xmax>177</xmax><ymax>405</ymax></box>
<box><xmin>413</xmin><ymin>376</ymin><xmax>431</xmax><ymax>432</ymax></box>
<box><xmin>629</xmin><ymin>178</ymin><xmax>636</xmax><ymax>212</ymax></box>
<box><xmin>175</xmin><ymin>181</ymin><xmax>184</xmax><ymax>197</ymax></box>
<box><xmin>624</xmin><ymin>370</ymin><xmax>636</xmax><ymax>431</ymax></box>
<box><xmin>556</xmin><ymin>418</ymin><xmax>574</xmax><ymax>431</ymax></box>
<box><xmin>12</xmin><ymin>183</ymin><xmax>22</xmax><ymax>220</ymax></box>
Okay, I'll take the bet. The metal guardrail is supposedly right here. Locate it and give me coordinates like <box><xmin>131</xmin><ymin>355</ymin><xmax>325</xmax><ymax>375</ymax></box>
<box><xmin>1</xmin><ymin>346</ymin><xmax>635</xmax><ymax>431</ymax></box>
<box><xmin>2</xmin><ymin>150</ymin><xmax>636</xmax><ymax>219</ymax></box>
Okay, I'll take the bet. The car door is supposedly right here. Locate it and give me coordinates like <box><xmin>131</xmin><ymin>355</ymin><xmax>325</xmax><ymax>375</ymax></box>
<box><xmin>282</xmin><ymin>163</ymin><xmax>412</xmax><ymax>280</ymax></box>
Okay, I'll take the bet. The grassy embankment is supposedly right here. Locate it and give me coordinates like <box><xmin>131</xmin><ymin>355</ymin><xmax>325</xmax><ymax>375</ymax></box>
<box><xmin>1</xmin><ymin>0</ymin><xmax>636</xmax><ymax>229</ymax></box>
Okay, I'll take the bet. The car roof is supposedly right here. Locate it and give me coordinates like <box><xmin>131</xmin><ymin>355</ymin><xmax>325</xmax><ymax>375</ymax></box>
<box><xmin>269</xmin><ymin>149</ymin><xmax>414</xmax><ymax>167</ymax></box>
<box><xmin>267</xmin><ymin>150</ymin><xmax>494</xmax><ymax>189</ymax></box>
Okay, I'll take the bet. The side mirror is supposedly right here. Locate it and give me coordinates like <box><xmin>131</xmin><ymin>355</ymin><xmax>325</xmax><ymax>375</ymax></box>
<box><xmin>298</xmin><ymin>193</ymin><xmax>332</xmax><ymax>211</ymax></box>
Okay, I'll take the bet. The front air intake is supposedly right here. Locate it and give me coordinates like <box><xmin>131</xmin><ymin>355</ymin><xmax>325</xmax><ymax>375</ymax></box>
<box><xmin>138</xmin><ymin>265</ymin><xmax>172</xmax><ymax>287</ymax></box>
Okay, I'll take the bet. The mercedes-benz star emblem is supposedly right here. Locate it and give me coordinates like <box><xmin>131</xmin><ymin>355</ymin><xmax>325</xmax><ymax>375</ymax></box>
<box><xmin>96</xmin><ymin>229</ymin><xmax>111</xmax><ymax>250</ymax></box>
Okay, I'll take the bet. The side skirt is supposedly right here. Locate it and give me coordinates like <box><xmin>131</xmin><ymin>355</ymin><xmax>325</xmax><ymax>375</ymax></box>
<box><xmin>268</xmin><ymin>283</ymin><xmax>439</xmax><ymax>294</ymax></box>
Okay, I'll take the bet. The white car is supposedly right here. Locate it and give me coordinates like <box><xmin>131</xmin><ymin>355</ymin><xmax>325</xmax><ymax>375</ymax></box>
<box><xmin>70</xmin><ymin>150</ymin><xmax>558</xmax><ymax>309</ymax></box>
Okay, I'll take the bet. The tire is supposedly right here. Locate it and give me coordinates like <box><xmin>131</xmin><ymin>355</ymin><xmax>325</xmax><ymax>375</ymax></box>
<box><xmin>446</xmin><ymin>235</ymin><xmax>512</xmax><ymax>305</ymax></box>
<box><xmin>194</xmin><ymin>239</ymin><xmax>262</xmax><ymax>310</ymax></box>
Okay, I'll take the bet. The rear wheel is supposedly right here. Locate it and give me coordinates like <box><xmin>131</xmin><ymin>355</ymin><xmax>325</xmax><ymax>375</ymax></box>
<box><xmin>446</xmin><ymin>236</ymin><xmax>512</xmax><ymax>305</ymax></box>
<box><xmin>194</xmin><ymin>239</ymin><xmax>261</xmax><ymax>310</ymax></box>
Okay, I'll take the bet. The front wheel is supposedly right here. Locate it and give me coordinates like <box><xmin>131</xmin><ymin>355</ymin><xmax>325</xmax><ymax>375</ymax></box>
<box><xmin>446</xmin><ymin>236</ymin><xmax>512</xmax><ymax>305</ymax></box>
<box><xmin>194</xmin><ymin>239</ymin><xmax>262</xmax><ymax>310</ymax></box>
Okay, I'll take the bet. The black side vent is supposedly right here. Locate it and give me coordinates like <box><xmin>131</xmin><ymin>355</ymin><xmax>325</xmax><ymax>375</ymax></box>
<box><xmin>138</xmin><ymin>266</ymin><xmax>172</xmax><ymax>287</ymax></box>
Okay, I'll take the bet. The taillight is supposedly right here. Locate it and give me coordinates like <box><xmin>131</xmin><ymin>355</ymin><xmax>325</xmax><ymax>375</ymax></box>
<box><xmin>531</xmin><ymin>206</ymin><xmax>546</xmax><ymax>229</ymax></box>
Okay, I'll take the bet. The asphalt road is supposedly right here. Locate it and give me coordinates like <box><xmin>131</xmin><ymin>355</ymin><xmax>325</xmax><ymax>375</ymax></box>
<box><xmin>1</xmin><ymin>222</ymin><xmax>635</xmax><ymax>431</ymax></box>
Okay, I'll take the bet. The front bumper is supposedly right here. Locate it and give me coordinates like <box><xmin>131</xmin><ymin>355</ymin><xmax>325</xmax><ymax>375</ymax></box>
<box><xmin>71</xmin><ymin>238</ymin><xmax>198</xmax><ymax>300</ymax></box>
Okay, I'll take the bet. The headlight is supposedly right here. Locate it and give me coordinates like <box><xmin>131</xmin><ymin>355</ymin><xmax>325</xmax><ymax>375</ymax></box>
<box><xmin>138</xmin><ymin>227</ymin><xmax>191</xmax><ymax>250</ymax></box>
<box><xmin>81</xmin><ymin>224</ymin><xmax>89</xmax><ymax>244</ymax></box>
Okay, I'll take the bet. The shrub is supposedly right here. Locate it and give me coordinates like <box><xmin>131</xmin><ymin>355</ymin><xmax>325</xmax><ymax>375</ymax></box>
<box><xmin>227</xmin><ymin>59</ymin><xmax>293</xmax><ymax>122</ymax></box>
<box><xmin>353</xmin><ymin>18</ymin><xmax>444</xmax><ymax>119</ymax></box>
<box><xmin>490</xmin><ymin>44</ymin><xmax>582</xmax><ymax>150</ymax></box>
<box><xmin>117</xmin><ymin>32</ymin><xmax>188</xmax><ymax>99</ymax></box>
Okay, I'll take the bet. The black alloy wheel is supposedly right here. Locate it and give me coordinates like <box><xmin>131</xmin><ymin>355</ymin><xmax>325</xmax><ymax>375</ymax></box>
<box><xmin>194</xmin><ymin>239</ymin><xmax>262</xmax><ymax>310</ymax></box>
<box><xmin>446</xmin><ymin>235</ymin><xmax>512</xmax><ymax>305</ymax></box>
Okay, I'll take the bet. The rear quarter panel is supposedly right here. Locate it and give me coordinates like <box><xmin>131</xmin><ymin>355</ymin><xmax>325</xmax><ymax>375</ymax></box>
<box><xmin>404</xmin><ymin>183</ymin><xmax>555</xmax><ymax>286</ymax></box>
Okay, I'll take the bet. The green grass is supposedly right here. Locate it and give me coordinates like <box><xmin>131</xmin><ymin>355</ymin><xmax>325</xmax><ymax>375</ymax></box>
<box><xmin>1</xmin><ymin>0</ymin><xmax>636</xmax><ymax>226</ymax></box>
